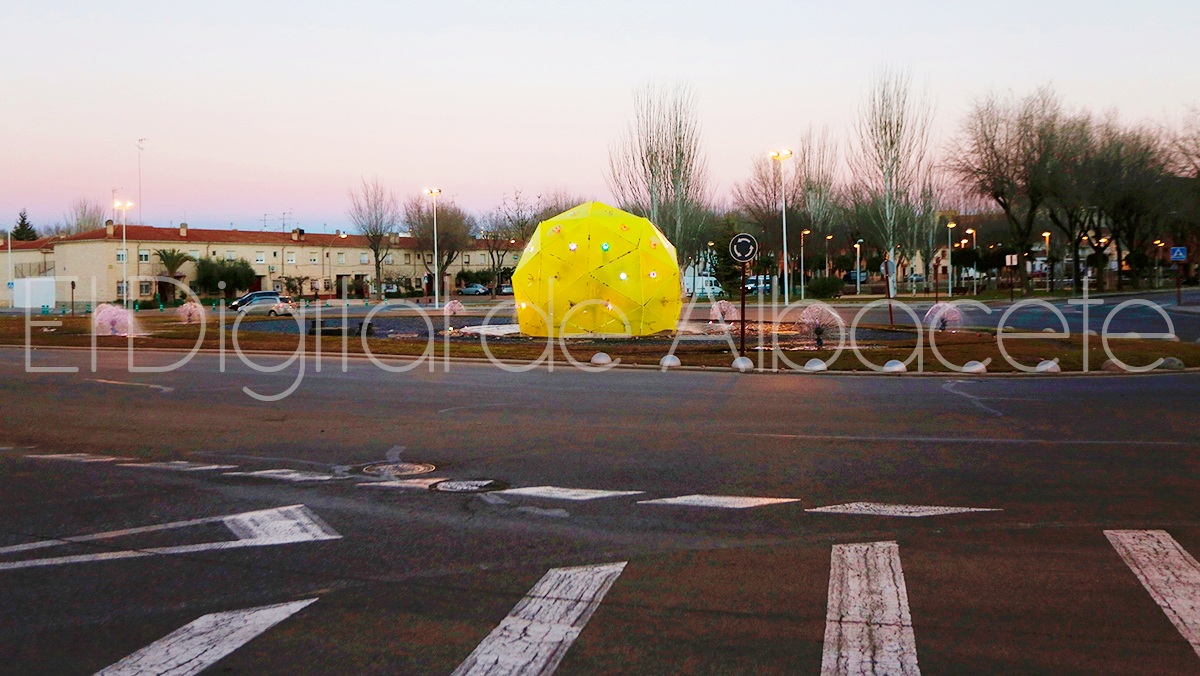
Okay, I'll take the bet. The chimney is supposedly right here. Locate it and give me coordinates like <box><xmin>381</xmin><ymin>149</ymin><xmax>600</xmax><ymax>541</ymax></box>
<box><xmin>298</xmin><ymin>228</ymin><xmax>305</xmax><ymax>242</ymax></box>
<box><xmin>105</xmin><ymin>220</ymin><xmax>114</xmax><ymax>238</ymax></box>
<box><xmin>291</xmin><ymin>228</ymin><xmax>299</xmax><ymax>242</ymax></box>
<box><xmin>180</xmin><ymin>222</ymin><xmax>188</xmax><ymax>237</ymax></box>
<box><xmin>334</xmin><ymin>229</ymin><xmax>341</xmax><ymax>238</ymax></box>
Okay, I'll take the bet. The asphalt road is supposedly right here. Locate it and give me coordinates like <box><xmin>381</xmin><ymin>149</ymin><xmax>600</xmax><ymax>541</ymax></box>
<box><xmin>2</xmin><ymin>348</ymin><xmax>1199</xmax><ymax>674</ymax></box>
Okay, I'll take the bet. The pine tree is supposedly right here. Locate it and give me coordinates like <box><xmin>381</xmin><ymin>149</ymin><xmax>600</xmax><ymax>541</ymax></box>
<box><xmin>11</xmin><ymin>210</ymin><xmax>38</xmax><ymax>241</ymax></box>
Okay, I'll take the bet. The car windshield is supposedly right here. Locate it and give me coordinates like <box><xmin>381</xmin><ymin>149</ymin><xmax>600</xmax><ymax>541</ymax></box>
<box><xmin>277</xmin><ymin>297</ymin><xmax>293</xmax><ymax>304</ymax></box>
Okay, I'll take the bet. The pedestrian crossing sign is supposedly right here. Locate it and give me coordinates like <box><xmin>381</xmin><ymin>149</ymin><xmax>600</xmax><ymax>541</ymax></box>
<box><xmin>1170</xmin><ymin>247</ymin><xmax>1187</xmax><ymax>262</ymax></box>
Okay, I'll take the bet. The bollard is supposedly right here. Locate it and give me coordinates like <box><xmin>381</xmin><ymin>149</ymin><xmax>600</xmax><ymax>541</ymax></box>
<box><xmin>40</xmin><ymin>305</ymin><xmax>49</xmax><ymax>315</ymax></box>
<box><xmin>60</xmin><ymin>306</ymin><xmax>67</xmax><ymax>315</ymax></box>
<box><xmin>85</xmin><ymin>303</ymin><xmax>92</xmax><ymax>314</ymax></box>
<box><xmin>364</xmin><ymin>299</ymin><xmax>369</xmax><ymax>307</ymax></box>
<box><xmin>158</xmin><ymin>303</ymin><xmax>164</xmax><ymax>312</ymax></box>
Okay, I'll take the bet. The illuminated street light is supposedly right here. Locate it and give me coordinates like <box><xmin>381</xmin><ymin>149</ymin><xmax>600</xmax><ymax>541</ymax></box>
<box><xmin>966</xmin><ymin>228</ymin><xmax>978</xmax><ymax>294</ymax></box>
<box><xmin>424</xmin><ymin>188</ymin><xmax>442</xmax><ymax>308</ymax></box>
<box><xmin>769</xmin><ymin>148</ymin><xmax>793</xmax><ymax>303</ymax></box>
<box><xmin>947</xmin><ymin>221</ymin><xmax>956</xmax><ymax>298</ymax></box>
<box><xmin>800</xmin><ymin>229</ymin><xmax>811</xmax><ymax>300</ymax></box>
<box><xmin>854</xmin><ymin>239</ymin><xmax>863</xmax><ymax>295</ymax></box>
<box><xmin>1043</xmin><ymin>231</ymin><xmax>1052</xmax><ymax>292</ymax></box>
<box><xmin>824</xmin><ymin>234</ymin><xmax>833</xmax><ymax>278</ymax></box>
<box><xmin>114</xmin><ymin>199</ymin><xmax>134</xmax><ymax>308</ymax></box>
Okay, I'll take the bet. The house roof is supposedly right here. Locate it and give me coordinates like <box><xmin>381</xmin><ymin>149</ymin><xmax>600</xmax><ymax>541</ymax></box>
<box><xmin>60</xmin><ymin>225</ymin><xmax>384</xmax><ymax>248</ymax></box>
<box><xmin>5</xmin><ymin>237</ymin><xmax>56</xmax><ymax>251</ymax></box>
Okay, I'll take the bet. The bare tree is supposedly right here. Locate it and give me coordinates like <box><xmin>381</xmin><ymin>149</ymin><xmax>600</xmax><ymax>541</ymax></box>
<box><xmin>607</xmin><ymin>83</ymin><xmax>710</xmax><ymax>263</ymax></box>
<box><xmin>347</xmin><ymin>177</ymin><xmax>402</xmax><ymax>300</ymax></box>
<box><xmin>1172</xmin><ymin>107</ymin><xmax>1200</xmax><ymax>178</ymax></box>
<box><xmin>404</xmin><ymin>194</ymin><xmax>476</xmax><ymax>296</ymax></box>
<box><xmin>951</xmin><ymin>86</ymin><xmax>1063</xmax><ymax>292</ymax></box>
<box><xmin>42</xmin><ymin>198</ymin><xmax>107</xmax><ymax>236</ymax></box>
<box><xmin>850</xmin><ymin>69</ymin><xmax>933</xmax><ymax>262</ymax></box>
<box><xmin>480</xmin><ymin>190</ymin><xmax>542</xmax><ymax>298</ymax></box>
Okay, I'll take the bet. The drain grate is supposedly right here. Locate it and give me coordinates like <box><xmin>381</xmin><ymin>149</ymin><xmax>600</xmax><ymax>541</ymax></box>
<box><xmin>430</xmin><ymin>479</ymin><xmax>509</xmax><ymax>493</ymax></box>
<box><xmin>360</xmin><ymin>462</ymin><xmax>437</xmax><ymax>478</ymax></box>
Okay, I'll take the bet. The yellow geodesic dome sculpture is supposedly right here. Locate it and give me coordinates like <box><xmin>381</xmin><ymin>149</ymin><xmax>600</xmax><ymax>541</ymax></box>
<box><xmin>513</xmin><ymin>202</ymin><xmax>682</xmax><ymax>336</ymax></box>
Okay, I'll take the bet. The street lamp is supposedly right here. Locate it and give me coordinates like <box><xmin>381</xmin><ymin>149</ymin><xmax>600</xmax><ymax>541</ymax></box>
<box><xmin>946</xmin><ymin>221</ymin><xmax>956</xmax><ymax>298</ymax></box>
<box><xmin>966</xmin><ymin>228</ymin><xmax>978</xmax><ymax>295</ymax></box>
<box><xmin>423</xmin><ymin>188</ymin><xmax>441</xmax><ymax>308</ymax></box>
<box><xmin>1155</xmin><ymin>240</ymin><xmax>1165</xmax><ymax>287</ymax></box>
<box><xmin>1042</xmin><ymin>231</ymin><xmax>1052</xmax><ymax>292</ymax></box>
<box><xmin>854</xmin><ymin>239</ymin><xmax>863</xmax><ymax>295</ymax></box>
<box><xmin>800</xmin><ymin>229</ymin><xmax>811</xmax><ymax>300</ymax></box>
<box><xmin>114</xmin><ymin>199</ymin><xmax>134</xmax><ymax>308</ymax></box>
<box><xmin>769</xmin><ymin>148</ymin><xmax>793</xmax><ymax>303</ymax></box>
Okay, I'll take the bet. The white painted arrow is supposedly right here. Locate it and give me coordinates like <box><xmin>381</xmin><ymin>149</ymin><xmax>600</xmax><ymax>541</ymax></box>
<box><xmin>95</xmin><ymin>599</ymin><xmax>317</xmax><ymax>675</ymax></box>
<box><xmin>0</xmin><ymin>505</ymin><xmax>340</xmax><ymax>571</ymax></box>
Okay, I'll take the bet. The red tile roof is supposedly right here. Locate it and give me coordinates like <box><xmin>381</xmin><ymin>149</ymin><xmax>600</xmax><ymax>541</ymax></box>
<box><xmin>60</xmin><ymin>225</ymin><xmax>386</xmax><ymax>248</ymax></box>
<box><xmin>5</xmin><ymin>237</ymin><xmax>56</xmax><ymax>251</ymax></box>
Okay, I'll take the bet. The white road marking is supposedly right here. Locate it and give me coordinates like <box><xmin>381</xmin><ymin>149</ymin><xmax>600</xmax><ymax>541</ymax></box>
<box><xmin>499</xmin><ymin>486</ymin><xmax>645</xmax><ymax>501</ymax></box>
<box><xmin>385</xmin><ymin>445</ymin><xmax>406</xmax><ymax>462</ymax></box>
<box><xmin>822</xmin><ymin>541</ymin><xmax>920</xmax><ymax>675</ymax></box>
<box><xmin>117</xmin><ymin>461</ymin><xmax>238</xmax><ymax>471</ymax></box>
<box><xmin>1106</xmin><ymin>529</ymin><xmax>1200</xmax><ymax>657</ymax></box>
<box><xmin>89</xmin><ymin>378</ymin><xmax>175</xmax><ymax>394</ymax></box>
<box><xmin>0</xmin><ymin>505</ymin><xmax>340</xmax><ymax>571</ymax></box>
<box><xmin>26</xmin><ymin>453</ymin><xmax>132</xmax><ymax>463</ymax></box>
<box><xmin>452</xmin><ymin>562</ymin><xmax>626</xmax><ymax>675</ymax></box>
<box><xmin>807</xmin><ymin>502</ymin><xmax>1001</xmax><ymax>518</ymax></box>
<box><xmin>942</xmin><ymin>380</ymin><xmax>1004</xmax><ymax>417</ymax></box>
<box><xmin>637</xmin><ymin>494</ymin><xmax>800</xmax><ymax>509</ymax></box>
<box><xmin>222</xmin><ymin>469</ymin><xmax>347</xmax><ymax>482</ymax></box>
<box><xmin>95</xmin><ymin>598</ymin><xmax>317</xmax><ymax>675</ymax></box>
<box><xmin>737</xmin><ymin>432</ymin><xmax>1185</xmax><ymax>446</ymax></box>
<box><xmin>358</xmin><ymin>477</ymin><xmax>443</xmax><ymax>490</ymax></box>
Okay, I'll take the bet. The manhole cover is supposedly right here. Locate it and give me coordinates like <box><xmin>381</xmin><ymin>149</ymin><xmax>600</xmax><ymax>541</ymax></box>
<box><xmin>430</xmin><ymin>479</ymin><xmax>509</xmax><ymax>493</ymax></box>
<box><xmin>360</xmin><ymin>462</ymin><xmax>437</xmax><ymax>478</ymax></box>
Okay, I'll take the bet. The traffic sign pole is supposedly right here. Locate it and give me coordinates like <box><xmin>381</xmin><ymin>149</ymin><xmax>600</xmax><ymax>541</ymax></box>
<box><xmin>740</xmin><ymin>263</ymin><xmax>747</xmax><ymax>357</ymax></box>
<box><xmin>1179</xmin><ymin>263</ymin><xmax>1184</xmax><ymax>307</ymax></box>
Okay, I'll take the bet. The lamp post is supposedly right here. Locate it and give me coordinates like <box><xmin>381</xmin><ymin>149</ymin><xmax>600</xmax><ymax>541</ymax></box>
<box><xmin>6</xmin><ymin>228</ymin><xmax>11</xmax><ymax>309</ymax></box>
<box><xmin>825</xmin><ymin>234</ymin><xmax>833</xmax><ymax>277</ymax></box>
<box><xmin>114</xmin><ymin>199</ymin><xmax>134</xmax><ymax>308</ymax></box>
<box><xmin>769</xmin><ymin>148</ymin><xmax>793</xmax><ymax>304</ymax></box>
<box><xmin>1042</xmin><ymin>231</ymin><xmax>1052</xmax><ymax>292</ymax></box>
<box><xmin>423</xmin><ymin>188</ymin><xmax>441</xmax><ymax>308</ymax></box>
<box><xmin>800</xmin><ymin>229</ymin><xmax>811</xmax><ymax>300</ymax></box>
<box><xmin>1152</xmin><ymin>240</ymin><xmax>1161</xmax><ymax>288</ymax></box>
<box><xmin>946</xmin><ymin>221</ymin><xmax>956</xmax><ymax>298</ymax></box>
<box><xmin>854</xmin><ymin>239</ymin><xmax>863</xmax><ymax>295</ymax></box>
<box><xmin>966</xmin><ymin>228</ymin><xmax>978</xmax><ymax>294</ymax></box>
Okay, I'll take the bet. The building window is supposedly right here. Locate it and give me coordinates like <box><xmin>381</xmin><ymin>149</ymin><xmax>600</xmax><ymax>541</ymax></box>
<box><xmin>404</xmin><ymin>253</ymin><xmax>412</xmax><ymax>264</ymax></box>
<box><xmin>464</xmin><ymin>254</ymin><xmax>470</xmax><ymax>265</ymax></box>
<box><xmin>337</xmin><ymin>252</ymin><xmax>345</xmax><ymax>265</ymax></box>
<box><xmin>116</xmin><ymin>281</ymin><xmax>126</xmax><ymax>296</ymax></box>
<box><xmin>255</xmin><ymin>251</ymin><xmax>265</xmax><ymax>264</ymax></box>
<box><xmin>116</xmin><ymin>249</ymin><xmax>127</xmax><ymax>263</ymax></box>
<box><xmin>225</xmin><ymin>250</ymin><xmax>235</xmax><ymax>261</ymax></box>
<box><xmin>139</xmin><ymin>281</ymin><xmax>152</xmax><ymax>296</ymax></box>
<box><xmin>384</xmin><ymin>254</ymin><xmax>394</xmax><ymax>265</ymax></box>
<box><xmin>189</xmin><ymin>250</ymin><xmax>199</xmax><ymax>260</ymax></box>
<box><xmin>360</xmin><ymin>253</ymin><xmax>369</xmax><ymax>265</ymax></box>
<box><xmin>286</xmin><ymin>252</ymin><xmax>295</xmax><ymax>264</ymax></box>
<box><xmin>323</xmin><ymin>279</ymin><xmax>331</xmax><ymax>291</ymax></box>
<box><xmin>425</xmin><ymin>253</ymin><xmax>433</xmax><ymax>264</ymax></box>
<box><xmin>310</xmin><ymin>253</ymin><xmax>318</xmax><ymax>264</ymax></box>
<box><xmin>138</xmin><ymin>250</ymin><xmax>150</xmax><ymax>263</ymax></box>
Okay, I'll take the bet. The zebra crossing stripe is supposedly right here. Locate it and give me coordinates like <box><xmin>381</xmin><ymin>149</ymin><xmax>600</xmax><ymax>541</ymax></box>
<box><xmin>452</xmin><ymin>562</ymin><xmax>627</xmax><ymax>675</ymax></box>
<box><xmin>95</xmin><ymin>599</ymin><xmax>317</xmax><ymax>675</ymax></box>
<box><xmin>1106</xmin><ymin>529</ymin><xmax>1200</xmax><ymax>657</ymax></box>
<box><xmin>822</xmin><ymin>541</ymin><xmax>920</xmax><ymax>675</ymax></box>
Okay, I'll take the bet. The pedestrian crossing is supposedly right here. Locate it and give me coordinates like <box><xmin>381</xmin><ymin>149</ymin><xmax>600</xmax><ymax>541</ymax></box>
<box><xmin>55</xmin><ymin>527</ymin><xmax>1200</xmax><ymax>674</ymax></box>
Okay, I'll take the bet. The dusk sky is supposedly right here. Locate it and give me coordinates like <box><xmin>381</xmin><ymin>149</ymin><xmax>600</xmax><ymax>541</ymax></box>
<box><xmin>4</xmin><ymin>1</ymin><xmax>1198</xmax><ymax>232</ymax></box>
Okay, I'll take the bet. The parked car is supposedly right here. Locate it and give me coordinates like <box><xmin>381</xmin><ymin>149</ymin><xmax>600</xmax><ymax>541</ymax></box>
<box><xmin>905</xmin><ymin>273</ymin><xmax>925</xmax><ymax>283</ymax></box>
<box><xmin>228</xmin><ymin>290</ymin><xmax>280</xmax><ymax>311</ymax></box>
<box><xmin>842</xmin><ymin>271</ymin><xmax>869</xmax><ymax>284</ymax></box>
<box><xmin>684</xmin><ymin>275</ymin><xmax>727</xmax><ymax>298</ymax></box>
<box><xmin>497</xmin><ymin>285</ymin><xmax>514</xmax><ymax>296</ymax></box>
<box><xmin>239</xmin><ymin>295</ymin><xmax>296</xmax><ymax>316</ymax></box>
<box><xmin>458</xmin><ymin>283</ymin><xmax>489</xmax><ymax>296</ymax></box>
